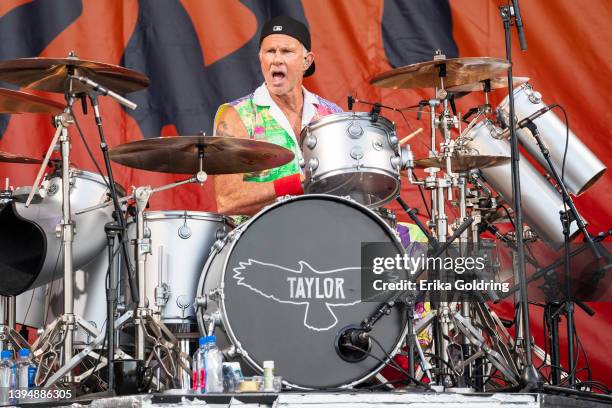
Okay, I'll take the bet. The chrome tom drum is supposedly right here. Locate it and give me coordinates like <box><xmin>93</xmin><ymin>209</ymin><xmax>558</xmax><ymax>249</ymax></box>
<box><xmin>300</xmin><ymin>112</ymin><xmax>401</xmax><ymax>208</ymax></box>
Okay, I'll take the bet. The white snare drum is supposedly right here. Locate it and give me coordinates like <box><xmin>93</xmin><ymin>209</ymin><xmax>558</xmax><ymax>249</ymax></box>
<box><xmin>497</xmin><ymin>83</ymin><xmax>606</xmax><ymax>195</ymax></box>
<box><xmin>0</xmin><ymin>169</ymin><xmax>123</xmax><ymax>296</ymax></box>
<box><xmin>300</xmin><ymin>112</ymin><xmax>401</xmax><ymax>208</ymax></box>
<box><xmin>462</xmin><ymin>119</ymin><xmax>580</xmax><ymax>244</ymax></box>
<box><xmin>128</xmin><ymin>211</ymin><xmax>234</xmax><ymax>324</ymax></box>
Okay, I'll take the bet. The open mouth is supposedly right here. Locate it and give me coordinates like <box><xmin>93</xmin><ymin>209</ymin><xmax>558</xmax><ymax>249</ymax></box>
<box><xmin>271</xmin><ymin>71</ymin><xmax>286</xmax><ymax>82</ymax></box>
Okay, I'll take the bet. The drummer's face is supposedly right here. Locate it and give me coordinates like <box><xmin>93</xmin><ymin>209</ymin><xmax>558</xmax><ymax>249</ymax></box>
<box><xmin>260</xmin><ymin>35</ymin><xmax>311</xmax><ymax>96</ymax></box>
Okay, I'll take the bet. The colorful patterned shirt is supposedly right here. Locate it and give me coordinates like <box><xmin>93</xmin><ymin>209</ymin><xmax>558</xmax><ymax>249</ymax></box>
<box><xmin>214</xmin><ymin>83</ymin><xmax>342</xmax><ymax>183</ymax></box>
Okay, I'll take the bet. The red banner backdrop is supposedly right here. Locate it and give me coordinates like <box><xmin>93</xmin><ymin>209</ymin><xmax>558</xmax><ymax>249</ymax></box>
<box><xmin>0</xmin><ymin>0</ymin><xmax>609</xmax><ymax>384</ymax></box>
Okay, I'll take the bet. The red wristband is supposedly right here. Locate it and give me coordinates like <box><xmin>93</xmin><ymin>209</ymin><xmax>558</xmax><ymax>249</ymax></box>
<box><xmin>273</xmin><ymin>173</ymin><xmax>304</xmax><ymax>197</ymax></box>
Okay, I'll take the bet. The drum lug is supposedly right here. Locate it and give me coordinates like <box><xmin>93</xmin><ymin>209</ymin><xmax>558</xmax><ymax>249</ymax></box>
<box><xmin>350</xmin><ymin>146</ymin><xmax>364</xmax><ymax>160</ymax></box>
<box><xmin>308</xmin><ymin>157</ymin><xmax>319</xmax><ymax>172</ymax></box>
<box><xmin>194</xmin><ymin>294</ymin><xmax>207</xmax><ymax>312</ymax></box>
<box><xmin>304</xmin><ymin>134</ymin><xmax>317</xmax><ymax>149</ymax></box>
<box><xmin>154</xmin><ymin>283</ymin><xmax>169</xmax><ymax>307</ymax></box>
<box><xmin>347</xmin><ymin>122</ymin><xmax>363</xmax><ymax>139</ymax></box>
<box><xmin>390</xmin><ymin>156</ymin><xmax>401</xmax><ymax>170</ymax></box>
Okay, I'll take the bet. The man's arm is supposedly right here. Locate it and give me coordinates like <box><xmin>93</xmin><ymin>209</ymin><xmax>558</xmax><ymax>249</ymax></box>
<box><xmin>214</xmin><ymin>106</ymin><xmax>277</xmax><ymax>216</ymax></box>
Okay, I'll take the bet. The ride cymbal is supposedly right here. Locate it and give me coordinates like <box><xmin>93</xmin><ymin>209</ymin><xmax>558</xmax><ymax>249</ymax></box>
<box><xmin>447</xmin><ymin>76</ymin><xmax>530</xmax><ymax>93</ymax></box>
<box><xmin>370</xmin><ymin>57</ymin><xmax>510</xmax><ymax>90</ymax></box>
<box><xmin>0</xmin><ymin>55</ymin><xmax>149</xmax><ymax>94</ymax></box>
<box><xmin>0</xmin><ymin>88</ymin><xmax>64</xmax><ymax>114</ymax></box>
<box><xmin>414</xmin><ymin>154</ymin><xmax>510</xmax><ymax>172</ymax></box>
<box><xmin>0</xmin><ymin>150</ymin><xmax>42</xmax><ymax>164</ymax></box>
<box><xmin>109</xmin><ymin>136</ymin><xmax>295</xmax><ymax>175</ymax></box>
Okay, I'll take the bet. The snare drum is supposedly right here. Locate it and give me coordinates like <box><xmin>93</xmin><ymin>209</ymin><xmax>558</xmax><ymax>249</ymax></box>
<box><xmin>128</xmin><ymin>211</ymin><xmax>234</xmax><ymax>324</ymax></box>
<box><xmin>300</xmin><ymin>112</ymin><xmax>401</xmax><ymax>208</ymax></box>
<box><xmin>0</xmin><ymin>169</ymin><xmax>123</xmax><ymax>296</ymax></box>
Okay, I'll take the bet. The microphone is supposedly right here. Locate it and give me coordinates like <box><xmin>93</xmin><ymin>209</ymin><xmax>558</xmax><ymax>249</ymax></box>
<box><xmin>335</xmin><ymin>325</ymin><xmax>371</xmax><ymax>363</ymax></box>
<box><xmin>70</xmin><ymin>75</ymin><xmax>138</xmax><ymax>110</ymax></box>
<box><xmin>511</xmin><ymin>0</ymin><xmax>528</xmax><ymax>51</ymax></box>
<box><xmin>370</xmin><ymin>102</ymin><xmax>381</xmax><ymax>123</ymax></box>
<box><xmin>500</xmin><ymin>103</ymin><xmax>557</xmax><ymax>138</ymax></box>
<box><xmin>347</xmin><ymin>95</ymin><xmax>355</xmax><ymax>111</ymax></box>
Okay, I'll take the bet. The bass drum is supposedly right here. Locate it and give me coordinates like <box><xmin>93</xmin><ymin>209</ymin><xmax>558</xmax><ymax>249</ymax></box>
<box><xmin>196</xmin><ymin>195</ymin><xmax>408</xmax><ymax>389</ymax></box>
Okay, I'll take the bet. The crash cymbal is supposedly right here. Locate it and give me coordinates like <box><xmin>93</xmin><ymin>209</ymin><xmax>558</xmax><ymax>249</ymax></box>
<box><xmin>414</xmin><ymin>154</ymin><xmax>510</xmax><ymax>172</ymax></box>
<box><xmin>109</xmin><ymin>136</ymin><xmax>295</xmax><ymax>175</ymax></box>
<box><xmin>0</xmin><ymin>88</ymin><xmax>64</xmax><ymax>114</ymax></box>
<box><xmin>0</xmin><ymin>150</ymin><xmax>42</xmax><ymax>164</ymax></box>
<box><xmin>447</xmin><ymin>76</ymin><xmax>530</xmax><ymax>93</ymax></box>
<box><xmin>370</xmin><ymin>57</ymin><xmax>510</xmax><ymax>90</ymax></box>
<box><xmin>0</xmin><ymin>55</ymin><xmax>149</xmax><ymax>94</ymax></box>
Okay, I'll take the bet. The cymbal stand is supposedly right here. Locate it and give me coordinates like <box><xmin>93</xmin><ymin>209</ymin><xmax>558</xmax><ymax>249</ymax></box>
<box><xmin>26</xmin><ymin>88</ymin><xmax>108</xmax><ymax>385</ymax></box>
<box><xmin>129</xmin><ymin>168</ymin><xmax>206</xmax><ymax>386</ymax></box>
<box><xmin>0</xmin><ymin>296</ymin><xmax>29</xmax><ymax>352</ymax></box>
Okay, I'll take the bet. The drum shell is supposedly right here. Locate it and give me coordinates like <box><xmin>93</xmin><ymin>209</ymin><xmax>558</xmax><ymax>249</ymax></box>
<box><xmin>497</xmin><ymin>83</ymin><xmax>606</xmax><ymax>195</ymax></box>
<box><xmin>465</xmin><ymin>120</ymin><xmax>580</xmax><ymax>244</ymax></box>
<box><xmin>45</xmin><ymin>246</ymin><xmax>121</xmax><ymax>343</ymax></box>
<box><xmin>127</xmin><ymin>211</ymin><xmax>233</xmax><ymax>324</ymax></box>
<box><xmin>300</xmin><ymin>112</ymin><xmax>401</xmax><ymax>208</ymax></box>
<box><xmin>196</xmin><ymin>194</ymin><xmax>408</xmax><ymax>389</ymax></box>
<box><xmin>9</xmin><ymin>170</ymin><xmax>122</xmax><ymax>293</ymax></box>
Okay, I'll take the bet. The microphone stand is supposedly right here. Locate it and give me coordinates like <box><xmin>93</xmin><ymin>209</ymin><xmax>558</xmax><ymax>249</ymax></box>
<box><xmin>86</xmin><ymin>87</ymin><xmax>140</xmax><ymax>392</ymax></box>
<box><xmin>499</xmin><ymin>3</ymin><xmax>541</xmax><ymax>389</ymax></box>
<box><xmin>523</xmin><ymin>120</ymin><xmax>601</xmax><ymax>387</ymax></box>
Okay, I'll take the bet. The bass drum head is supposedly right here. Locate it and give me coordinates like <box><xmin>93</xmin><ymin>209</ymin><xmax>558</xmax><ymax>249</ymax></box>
<box><xmin>204</xmin><ymin>195</ymin><xmax>407</xmax><ymax>389</ymax></box>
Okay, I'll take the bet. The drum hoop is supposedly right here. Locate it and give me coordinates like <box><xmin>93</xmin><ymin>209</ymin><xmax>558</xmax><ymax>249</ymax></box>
<box><xmin>143</xmin><ymin>210</ymin><xmax>234</xmax><ymax>225</ymax></box>
<box><xmin>65</xmin><ymin>168</ymin><xmax>127</xmax><ymax>197</ymax></box>
<box><xmin>496</xmin><ymin>81</ymin><xmax>531</xmax><ymax>111</ymax></box>
<box><xmin>198</xmin><ymin>194</ymin><xmax>408</xmax><ymax>389</ymax></box>
<box><xmin>301</xmin><ymin>112</ymin><xmax>394</xmax><ymax>141</ymax></box>
<box><xmin>305</xmin><ymin>168</ymin><xmax>400</xmax><ymax>208</ymax></box>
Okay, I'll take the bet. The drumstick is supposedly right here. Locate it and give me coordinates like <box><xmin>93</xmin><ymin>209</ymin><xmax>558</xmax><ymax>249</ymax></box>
<box><xmin>399</xmin><ymin>128</ymin><xmax>423</xmax><ymax>145</ymax></box>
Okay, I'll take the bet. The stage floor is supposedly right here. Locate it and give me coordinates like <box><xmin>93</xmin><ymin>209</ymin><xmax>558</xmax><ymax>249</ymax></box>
<box><xmin>19</xmin><ymin>391</ymin><xmax>612</xmax><ymax>407</ymax></box>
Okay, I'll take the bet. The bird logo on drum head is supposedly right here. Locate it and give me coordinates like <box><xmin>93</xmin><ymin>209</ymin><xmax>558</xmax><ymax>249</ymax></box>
<box><xmin>232</xmin><ymin>259</ymin><xmax>361</xmax><ymax>331</ymax></box>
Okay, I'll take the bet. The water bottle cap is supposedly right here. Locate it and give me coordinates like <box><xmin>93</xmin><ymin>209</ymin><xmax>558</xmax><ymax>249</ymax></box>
<box><xmin>205</xmin><ymin>335</ymin><xmax>216</xmax><ymax>343</ymax></box>
<box><xmin>199</xmin><ymin>336</ymin><xmax>207</xmax><ymax>346</ymax></box>
<box><xmin>263</xmin><ymin>360</ymin><xmax>274</xmax><ymax>369</ymax></box>
<box><xmin>19</xmin><ymin>349</ymin><xmax>30</xmax><ymax>358</ymax></box>
<box><xmin>0</xmin><ymin>350</ymin><xmax>12</xmax><ymax>360</ymax></box>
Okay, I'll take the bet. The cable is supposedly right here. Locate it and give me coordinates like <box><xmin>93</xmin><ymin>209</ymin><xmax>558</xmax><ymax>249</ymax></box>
<box><xmin>412</xmin><ymin>169</ymin><xmax>432</xmax><ymax>219</ymax></box>
<box><xmin>68</xmin><ymin>105</ymin><xmax>111</xmax><ymax>191</ymax></box>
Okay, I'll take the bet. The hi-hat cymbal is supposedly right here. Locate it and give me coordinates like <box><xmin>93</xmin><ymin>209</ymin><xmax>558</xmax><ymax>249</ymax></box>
<box><xmin>0</xmin><ymin>88</ymin><xmax>64</xmax><ymax>114</ymax></box>
<box><xmin>370</xmin><ymin>57</ymin><xmax>510</xmax><ymax>90</ymax></box>
<box><xmin>0</xmin><ymin>150</ymin><xmax>42</xmax><ymax>164</ymax></box>
<box><xmin>447</xmin><ymin>76</ymin><xmax>530</xmax><ymax>93</ymax></box>
<box><xmin>109</xmin><ymin>136</ymin><xmax>295</xmax><ymax>175</ymax></box>
<box><xmin>0</xmin><ymin>56</ymin><xmax>149</xmax><ymax>94</ymax></box>
<box><xmin>414</xmin><ymin>154</ymin><xmax>510</xmax><ymax>172</ymax></box>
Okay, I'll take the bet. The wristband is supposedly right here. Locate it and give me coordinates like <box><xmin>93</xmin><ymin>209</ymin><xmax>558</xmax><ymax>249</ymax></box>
<box><xmin>273</xmin><ymin>173</ymin><xmax>304</xmax><ymax>197</ymax></box>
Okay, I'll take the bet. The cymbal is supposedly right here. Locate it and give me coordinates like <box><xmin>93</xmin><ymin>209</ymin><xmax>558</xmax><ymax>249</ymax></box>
<box><xmin>414</xmin><ymin>154</ymin><xmax>510</xmax><ymax>172</ymax></box>
<box><xmin>0</xmin><ymin>88</ymin><xmax>64</xmax><ymax>114</ymax></box>
<box><xmin>447</xmin><ymin>76</ymin><xmax>530</xmax><ymax>93</ymax></box>
<box><xmin>0</xmin><ymin>56</ymin><xmax>149</xmax><ymax>94</ymax></box>
<box><xmin>109</xmin><ymin>136</ymin><xmax>295</xmax><ymax>175</ymax></box>
<box><xmin>0</xmin><ymin>150</ymin><xmax>42</xmax><ymax>164</ymax></box>
<box><xmin>370</xmin><ymin>57</ymin><xmax>510</xmax><ymax>90</ymax></box>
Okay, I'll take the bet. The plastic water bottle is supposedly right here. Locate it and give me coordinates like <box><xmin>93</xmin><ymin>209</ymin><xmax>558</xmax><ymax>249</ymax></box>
<box><xmin>192</xmin><ymin>337</ymin><xmax>207</xmax><ymax>392</ymax></box>
<box><xmin>16</xmin><ymin>349</ymin><xmax>36</xmax><ymax>390</ymax></box>
<box><xmin>204</xmin><ymin>336</ymin><xmax>223</xmax><ymax>393</ymax></box>
<box><xmin>0</xmin><ymin>350</ymin><xmax>16</xmax><ymax>405</ymax></box>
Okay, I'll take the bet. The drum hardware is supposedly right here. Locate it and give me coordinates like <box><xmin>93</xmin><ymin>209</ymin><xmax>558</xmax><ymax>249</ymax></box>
<box><xmin>0</xmin><ymin>296</ymin><xmax>29</xmax><ymax>352</ymax></box>
<box><xmin>0</xmin><ymin>150</ymin><xmax>43</xmax><ymax>164</ymax></box>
